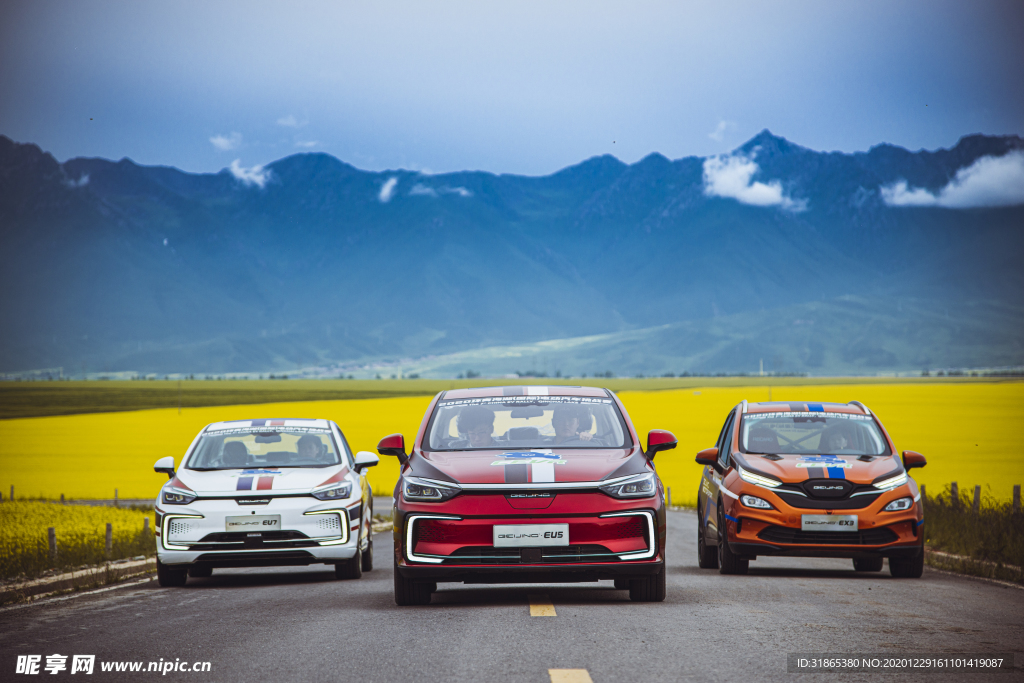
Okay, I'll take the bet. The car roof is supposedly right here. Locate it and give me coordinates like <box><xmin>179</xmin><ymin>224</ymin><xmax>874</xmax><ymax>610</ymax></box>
<box><xmin>204</xmin><ymin>418</ymin><xmax>332</xmax><ymax>432</ymax></box>
<box><xmin>744</xmin><ymin>401</ymin><xmax>870</xmax><ymax>415</ymax></box>
<box><xmin>442</xmin><ymin>385</ymin><xmax>611</xmax><ymax>399</ymax></box>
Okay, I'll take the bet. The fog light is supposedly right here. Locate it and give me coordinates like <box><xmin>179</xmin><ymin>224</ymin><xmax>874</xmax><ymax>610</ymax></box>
<box><xmin>741</xmin><ymin>494</ymin><xmax>772</xmax><ymax>509</ymax></box>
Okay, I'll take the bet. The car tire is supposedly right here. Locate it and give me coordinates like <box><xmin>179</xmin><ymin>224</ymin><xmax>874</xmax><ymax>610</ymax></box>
<box><xmin>188</xmin><ymin>563</ymin><xmax>213</xmax><ymax>578</ymax></box>
<box><xmin>361</xmin><ymin>537</ymin><xmax>374</xmax><ymax>572</ymax></box>
<box><xmin>717</xmin><ymin>506</ymin><xmax>748</xmax><ymax>575</ymax></box>
<box><xmin>335</xmin><ymin>549</ymin><xmax>363</xmax><ymax>580</ymax></box>
<box><xmin>629</xmin><ymin>559</ymin><xmax>666</xmax><ymax>602</ymax></box>
<box><xmin>853</xmin><ymin>557</ymin><xmax>884</xmax><ymax>572</ymax></box>
<box><xmin>889</xmin><ymin>542</ymin><xmax>924</xmax><ymax>579</ymax></box>
<box><xmin>393</xmin><ymin>557</ymin><xmax>433</xmax><ymax>606</ymax></box>
<box><xmin>697</xmin><ymin>513</ymin><xmax>719</xmax><ymax>569</ymax></box>
<box><xmin>156</xmin><ymin>559</ymin><xmax>188</xmax><ymax>587</ymax></box>
<box><xmin>613</xmin><ymin>578</ymin><xmax>630</xmax><ymax>590</ymax></box>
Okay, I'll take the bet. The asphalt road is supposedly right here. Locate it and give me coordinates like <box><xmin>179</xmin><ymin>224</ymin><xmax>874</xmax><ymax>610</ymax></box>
<box><xmin>2</xmin><ymin>510</ymin><xmax>1021</xmax><ymax>682</ymax></box>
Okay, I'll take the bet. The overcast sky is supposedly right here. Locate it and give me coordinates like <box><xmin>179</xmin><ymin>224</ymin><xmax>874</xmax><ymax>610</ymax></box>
<box><xmin>1</xmin><ymin>0</ymin><xmax>1021</xmax><ymax>176</ymax></box>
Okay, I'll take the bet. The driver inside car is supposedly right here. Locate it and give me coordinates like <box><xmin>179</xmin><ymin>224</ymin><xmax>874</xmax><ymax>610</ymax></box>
<box><xmin>551</xmin><ymin>405</ymin><xmax>595</xmax><ymax>444</ymax></box>
<box><xmin>457</xmin><ymin>405</ymin><xmax>497</xmax><ymax>448</ymax></box>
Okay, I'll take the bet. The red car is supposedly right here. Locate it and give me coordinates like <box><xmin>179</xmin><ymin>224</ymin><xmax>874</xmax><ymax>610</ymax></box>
<box><xmin>377</xmin><ymin>385</ymin><xmax>678</xmax><ymax>605</ymax></box>
<box><xmin>695</xmin><ymin>400</ymin><xmax>926</xmax><ymax>577</ymax></box>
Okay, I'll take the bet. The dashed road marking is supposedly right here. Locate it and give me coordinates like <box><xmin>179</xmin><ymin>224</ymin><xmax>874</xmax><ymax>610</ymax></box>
<box><xmin>529</xmin><ymin>594</ymin><xmax>556</xmax><ymax>616</ymax></box>
<box><xmin>548</xmin><ymin>669</ymin><xmax>593</xmax><ymax>683</ymax></box>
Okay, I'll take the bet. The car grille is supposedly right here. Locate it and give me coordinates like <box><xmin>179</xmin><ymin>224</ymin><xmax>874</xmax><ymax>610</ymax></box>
<box><xmin>441</xmin><ymin>544</ymin><xmax>620</xmax><ymax>564</ymax></box>
<box><xmin>757</xmin><ymin>526</ymin><xmax>899</xmax><ymax>545</ymax></box>
<box><xmin>186</xmin><ymin>530</ymin><xmax>319</xmax><ymax>551</ymax></box>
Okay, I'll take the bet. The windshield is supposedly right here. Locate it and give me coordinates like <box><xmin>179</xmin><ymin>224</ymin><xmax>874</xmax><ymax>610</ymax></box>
<box><xmin>740</xmin><ymin>412</ymin><xmax>890</xmax><ymax>456</ymax></box>
<box><xmin>426</xmin><ymin>396</ymin><xmax>631</xmax><ymax>451</ymax></box>
<box><xmin>186</xmin><ymin>426</ymin><xmax>342</xmax><ymax>469</ymax></box>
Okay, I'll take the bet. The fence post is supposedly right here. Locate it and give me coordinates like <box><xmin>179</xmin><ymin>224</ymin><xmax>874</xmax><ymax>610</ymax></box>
<box><xmin>1014</xmin><ymin>485</ymin><xmax>1020</xmax><ymax>514</ymax></box>
<box><xmin>951</xmin><ymin>481</ymin><xmax>959</xmax><ymax>508</ymax></box>
<box><xmin>48</xmin><ymin>527</ymin><xmax>57</xmax><ymax>561</ymax></box>
<box><xmin>114</xmin><ymin>489</ymin><xmax>118</xmax><ymax>508</ymax></box>
<box><xmin>9</xmin><ymin>485</ymin><xmax>12</xmax><ymax>501</ymax></box>
<box><xmin>61</xmin><ymin>493</ymin><xmax>65</xmax><ymax>504</ymax></box>
<box><xmin>667</xmin><ymin>487</ymin><xmax>672</xmax><ymax>508</ymax></box>
<box><xmin>972</xmin><ymin>485</ymin><xmax>981</xmax><ymax>514</ymax></box>
<box><xmin>144</xmin><ymin>517</ymin><xmax>150</xmax><ymax>535</ymax></box>
<box><xmin>105</xmin><ymin>523</ymin><xmax>112</xmax><ymax>559</ymax></box>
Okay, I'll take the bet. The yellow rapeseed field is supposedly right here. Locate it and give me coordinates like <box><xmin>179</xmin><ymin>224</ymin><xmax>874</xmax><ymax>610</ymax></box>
<box><xmin>0</xmin><ymin>382</ymin><xmax>1021</xmax><ymax>504</ymax></box>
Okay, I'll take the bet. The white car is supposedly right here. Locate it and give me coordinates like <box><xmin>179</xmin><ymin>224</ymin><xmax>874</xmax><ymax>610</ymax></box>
<box><xmin>152</xmin><ymin>418</ymin><xmax>379</xmax><ymax>586</ymax></box>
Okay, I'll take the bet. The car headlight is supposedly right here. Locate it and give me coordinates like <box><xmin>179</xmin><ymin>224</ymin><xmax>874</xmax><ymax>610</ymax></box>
<box><xmin>161</xmin><ymin>488</ymin><xmax>197</xmax><ymax>505</ymax></box>
<box><xmin>402</xmin><ymin>477</ymin><xmax>460</xmax><ymax>502</ymax></box>
<box><xmin>741</xmin><ymin>494</ymin><xmax>772</xmax><ymax>509</ymax></box>
<box><xmin>599</xmin><ymin>472</ymin><xmax>656</xmax><ymax>499</ymax></box>
<box><xmin>312</xmin><ymin>482</ymin><xmax>353</xmax><ymax>501</ymax></box>
<box><xmin>874</xmin><ymin>472</ymin><xmax>908</xmax><ymax>491</ymax></box>
<box><xmin>883</xmin><ymin>496</ymin><xmax>913</xmax><ymax>511</ymax></box>
<box><xmin>736</xmin><ymin>466</ymin><xmax>782</xmax><ymax>489</ymax></box>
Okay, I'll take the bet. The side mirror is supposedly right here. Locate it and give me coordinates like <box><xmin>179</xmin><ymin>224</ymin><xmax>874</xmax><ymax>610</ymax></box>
<box><xmin>902</xmin><ymin>450</ymin><xmax>926</xmax><ymax>470</ymax></box>
<box><xmin>695</xmin><ymin>447</ymin><xmax>719</xmax><ymax>469</ymax></box>
<box><xmin>377</xmin><ymin>433</ymin><xmax>408</xmax><ymax>465</ymax></box>
<box><xmin>646</xmin><ymin>429</ymin><xmax>678</xmax><ymax>460</ymax></box>
<box><xmin>353</xmin><ymin>451</ymin><xmax>380</xmax><ymax>472</ymax></box>
<box><xmin>154</xmin><ymin>456</ymin><xmax>175</xmax><ymax>479</ymax></box>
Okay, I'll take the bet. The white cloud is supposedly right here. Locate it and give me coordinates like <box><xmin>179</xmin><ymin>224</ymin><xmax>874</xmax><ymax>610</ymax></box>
<box><xmin>409</xmin><ymin>183</ymin><xmax>437</xmax><ymax>196</ymax></box>
<box><xmin>294</xmin><ymin>140</ymin><xmax>319</xmax><ymax>148</ymax></box>
<box><xmin>229</xmin><ymin>159</ymin><xmax>271</xmax><ymax>188</ymax></box>
<box><xmin>702</xmin><ymin>153</ymin><xmax>806</xmax><ymax>211</ymax></box>
<box><xmin>881</xmin><ymin>150</ymin><xmax>1024</xmax><ymax>208</ymax></box>
<box><xmin>378</xmin><ymin>177</ymin><xmax>398</xmax><ymax>202</ymax></box>
<box><xmin>708</xmin><ymin>120</ymin><xmax>734</xmax><ymax>142</ymax></box>
<box><xmin>210</xmin><ymin>132</ymin><xmax>242</xmax><ymax>151</ymax></box>
<box><xmin>64</xmin><ymin>174</ymin><xmax>89</xmax><ymax>188</ymax></box>
<box><xmin>277</xmin><ymin>114</ymin><xmax>307</xmax><ymax>128</ymax></box>
<box><xmin>408</xmin><ymin>184</ymin><xmax>472</xmax><ymax>198</ymax></box>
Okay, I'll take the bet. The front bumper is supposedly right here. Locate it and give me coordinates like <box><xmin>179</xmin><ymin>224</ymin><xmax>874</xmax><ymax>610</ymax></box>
<box><xmin>719</xmin><ymin>479</ymin><xmax>924</xmax><ymax>560</ymax></box>
<box><xmin>394</xmin><ymin>492</ymin><xmax>665</xmax><ymax>583</ymax></box>
<box><xmin>155</xmin><ymin>496</ymin><xmax>363</xmax><ymax>567</ymax></box>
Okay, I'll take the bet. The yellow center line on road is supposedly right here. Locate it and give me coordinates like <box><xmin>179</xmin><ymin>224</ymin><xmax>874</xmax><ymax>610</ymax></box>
<box><xmin>548</xmin><ymin>670</ymin><xmax>593</xmax><ymax>683</ymax></box>
<box><xmin>529</xmin><ymin>594</ymin><xmax>556</xmax><ymax>616</ymax></box>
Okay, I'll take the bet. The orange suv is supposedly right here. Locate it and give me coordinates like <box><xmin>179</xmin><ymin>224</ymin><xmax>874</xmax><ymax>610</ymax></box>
<box><xmin>695</xmin><ymin>401</ymin><xmax>925</xmax><ymax>578</ymax></box>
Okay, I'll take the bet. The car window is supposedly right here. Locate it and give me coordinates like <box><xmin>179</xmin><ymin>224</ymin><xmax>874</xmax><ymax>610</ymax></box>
<box><xmin>740</xmin><ymin>412</ymin><xmax>890</xmax><ymax>456</ymax></box>
<box><xmin>185</xmin><ymin>427</ymin><xmax>342</xmax><ymax>469</ymax></box>
<box><xmin>716</xmin><ymin>411</ymin><xmax>735</xmax><ymax>469</ymax></box>
<box><xmin>425</xmin><ymin>395</ymin><xmax>631</xmax><ymax>450</ymax></box>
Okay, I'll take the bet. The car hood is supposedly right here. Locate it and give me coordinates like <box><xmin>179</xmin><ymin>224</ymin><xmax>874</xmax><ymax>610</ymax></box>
<box><xmin>735</xmin><ymin>453</ymin><xmax>901</xmax><ymax>485</ymax></box>
<box><xmin>169</xmin><ymin>466</ymin><xmax>345</xmax><ymax>495</ymax></box>
<box><xmin>413</xmin><ymin>448</ymin><xmax>642</xmax><ymax>485</ymax></box>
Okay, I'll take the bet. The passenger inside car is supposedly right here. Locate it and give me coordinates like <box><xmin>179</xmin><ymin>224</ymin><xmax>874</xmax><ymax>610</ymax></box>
<box><xmin>222</xmin><ymin>440</ymin><xmax>249</xmax><ymax>468</ymax></box>
<box><xmin>457</xmin><ymin>405</ymin><xmax>496</xmax><ymax>448</ymax></box>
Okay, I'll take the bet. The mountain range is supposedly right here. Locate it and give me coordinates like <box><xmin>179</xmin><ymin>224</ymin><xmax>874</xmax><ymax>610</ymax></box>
<box><xmin>1</xmin><ymin>131</ymin><xmax>1022</xmax><ymax>377</ymax></box>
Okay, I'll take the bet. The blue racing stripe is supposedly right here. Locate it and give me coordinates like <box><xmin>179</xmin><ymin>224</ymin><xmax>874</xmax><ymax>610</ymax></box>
<box><xmin>826</xmin><ymin>467</ymin><xmax>846</xmax><ymax>479</ymax></box>
<box><xmin>236</xmin><ymin>476</ymin><xmax>253</xmax><ymax>491</ymax></box>
<box><xmin>807</xmin><ymin>403</ymin><xmax>824</xmax><ymax>412</ymax></box>
<box><xmin>917</xmin><ymin>519</ymin><xmax>925</xmax><ymax>526</ymax></box>
<box><xmin>724</xmin><ymin>513</ymin><xmax>739</xmax><ymax>523</ymax></box>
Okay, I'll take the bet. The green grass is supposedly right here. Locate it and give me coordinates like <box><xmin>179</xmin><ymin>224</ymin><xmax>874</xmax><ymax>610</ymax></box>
<box><xmin>924</xmin><ymin>485</ymin><xmax>1023</xmax><ymax>578</ymax></box>
<box><xmin>0</xmin><ymin>375</ymin><xmax>1002</xmax><ymax>419</ymax></box>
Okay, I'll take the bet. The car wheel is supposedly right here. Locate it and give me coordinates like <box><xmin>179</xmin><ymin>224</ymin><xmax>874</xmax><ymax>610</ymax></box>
<box><xmin>188</xmin><ymin>563</ymin><xmax>213</xmax><ymax>578</ymax></box>
<box><xmin>889</xmin><ymin>540</ymin><xmax>924</xmax><ymax>578</ymax></box>
<box><xmin>853</xmin><ymin>557</ymin><xmax>884</xmax><ymax>572</ymax></box>
<box><xmin>697</xmin><ymin>511</ymin><xmax>719</xmax><ymax>569</ymax></box>
<box><xmin>156</xmin><ymin>558</ymin><xmax>188</xmax><ymax>587</ymax></box>
<box><xmin>629</xmin><ymin>558</ymin><xmax>666</xmax><ymax>602</ymax></box>
<box><xmin>393</xmin><ymin>556</ymin><xmax>433</xmax><ymax>606</ymax></box>
<box><xmin>335</xmin><ymin>549</ymin><xmax>363</xmax><ymax>580</ymax></box>
<box><xmin>361</xmin><ymin>537</ymin><xmax>374</xmax><ymax>572</ymax></box>
<box><xmin>613</xmin><ymin>578</ymin><xmax>630</xmax><ymax>590</ymax></box>
<box><xmin>717</xmin><ymin>505</ymin><xmax>748</xmax><ymax>575</ymax></box>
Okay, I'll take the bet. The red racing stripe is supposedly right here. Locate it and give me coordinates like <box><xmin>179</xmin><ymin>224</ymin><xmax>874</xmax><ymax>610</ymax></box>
<box><xmin>257</xmin><ymin>476</ymin><xmax>274</xmax><ymax>490</ymax></box>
